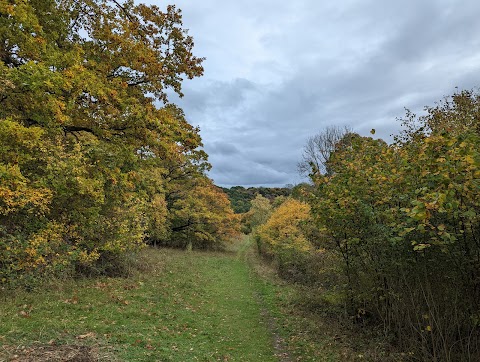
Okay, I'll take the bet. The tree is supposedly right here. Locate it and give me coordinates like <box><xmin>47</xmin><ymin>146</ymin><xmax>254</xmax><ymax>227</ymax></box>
<box><xmin>245</xmin><ymin>194</ymin><xmax>272</xmax><ymax>229</ymax></box>
<box><xmin>166</xmin><ymin>178</ymin><xmax>239</xmax><ymax>250</ymax></box>
<box><xmin>396</xmin><ymin>89</ymin><xmax>480</xmax><ymax>145</ymax></box>
<box><xmin>221</xmin><ymin>186</ymin><xmax>292</xmax><ymax>214</ymax></box>
<box><xmin>0</xmin><ymin>0</ymin><xmax>208</xmax><ymax>282</ymax></box>
<box><xmin>307</xmin><ymin>91</ymin><xmax>480</xmax><ymax>359</ymax></box>
<box><xmin>298</xmin><ymin>125</ymin><xmax>352</xmax><ymax>177</ymax></box>
<box><xmin>256</xmin><ymin>198</ymin><xmax>312</xmax><ymax>254</ymax></box>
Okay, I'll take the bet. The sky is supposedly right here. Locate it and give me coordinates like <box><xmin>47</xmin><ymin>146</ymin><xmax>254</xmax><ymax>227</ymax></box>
<box><xmin>147</xmin><ymin>0</ymin><xmax>480</xmax><ymax>187</ymax></box>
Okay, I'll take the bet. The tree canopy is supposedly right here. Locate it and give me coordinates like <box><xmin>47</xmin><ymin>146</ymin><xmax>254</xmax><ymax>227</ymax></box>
<box><xmin>0</xmin><ymin>0</ymin><xmax>237</xmax><ymax>285</ymax></box>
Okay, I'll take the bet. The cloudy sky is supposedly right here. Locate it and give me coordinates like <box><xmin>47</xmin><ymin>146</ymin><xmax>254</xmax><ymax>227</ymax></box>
<box><xmin>148</xmin><ymin>0</ymin><xmax>480</xmax><ymax>187</ymax></box>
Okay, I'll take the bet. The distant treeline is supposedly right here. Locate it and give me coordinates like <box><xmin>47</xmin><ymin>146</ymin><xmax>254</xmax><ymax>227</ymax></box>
<box><xmin>221</xmin><ymin>186</ymin><xmax>293</xmax><ymax>213</ymax></box>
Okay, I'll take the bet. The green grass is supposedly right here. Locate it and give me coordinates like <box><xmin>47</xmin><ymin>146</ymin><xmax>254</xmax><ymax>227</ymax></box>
<box><xmin>0</xmin><ymin>236</ymin><xmax>397</xmax><ymax>361</ymax></box>
<box><xmin>0</xmin><ymin>241</ymin><xmax>278</xmax><ymax>361</ymax></box>
<box><xmin>245</xmin><ymin>241</ymin><xmax>345</xmax><ymax>362</ymax></box>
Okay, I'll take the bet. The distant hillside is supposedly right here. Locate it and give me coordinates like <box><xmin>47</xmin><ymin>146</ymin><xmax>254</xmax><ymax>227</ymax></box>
<box><xmin>221</xmin><ymin>186</ymin><xmax>292</xmax><ymax>213</ymax></box>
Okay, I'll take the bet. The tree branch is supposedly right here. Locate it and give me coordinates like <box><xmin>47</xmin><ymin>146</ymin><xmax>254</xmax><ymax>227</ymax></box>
<box><xmin>62</xmin><ymin>125</ymin><xmax>96</xmax><ymax>135</ymax></box>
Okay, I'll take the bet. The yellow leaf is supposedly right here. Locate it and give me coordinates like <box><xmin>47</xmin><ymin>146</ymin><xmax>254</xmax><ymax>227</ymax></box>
<box><xmin>77</xmin><ymin>332</ymin><xmax>96</xmax><ymax>339</ymax></box>
<box><xmin>464</xmin><ymin>155</ymin><xmax>475</xmax><ymax>165</ymax></box>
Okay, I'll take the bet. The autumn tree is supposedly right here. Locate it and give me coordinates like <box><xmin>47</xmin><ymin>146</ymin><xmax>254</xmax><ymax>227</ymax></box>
<box><xmin>0</xmin><ymin>0</ymin><xmax>237</xmax><ymax>283</ymax></box>
<box><xmin>305</xmin><ymin>91</ymin><xmax>480</xmax><ymax>360</ymax></box>
<box><xmin>241</xmin><ymin>194</ymin><xmax>272</xmax><ymax>234</ymax></box>
<box><xmin>167</xmin><ymin>179</ymin><xmax>239</xmax><ymax>250</ymax></box>
<box><xmin>255</xmin><ymin>198</ymin><xmax>311</xmax><ymax>275</ymax></box>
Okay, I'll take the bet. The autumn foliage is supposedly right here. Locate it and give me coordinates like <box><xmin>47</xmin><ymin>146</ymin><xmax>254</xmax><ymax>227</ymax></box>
<box><xmin>254</xmin><ymin>90</ymin><xmax>480</xmax><ymax>360</ymax></box>
<box><xmin>257</xmin><ymin>198</ymin><xmax>312</xmax><ymax>253</ymax></box>
<box><xmin>0</xmin><ymin>0</ymin><xmax>237</xmax><ymax>285</ymax></box>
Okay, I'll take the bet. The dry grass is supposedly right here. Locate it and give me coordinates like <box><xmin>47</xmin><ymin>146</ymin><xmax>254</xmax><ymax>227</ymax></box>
<box><xmin>0</xmin><ymin>343</ymin><xmax>118</xmax><ymax>362</ymax></box>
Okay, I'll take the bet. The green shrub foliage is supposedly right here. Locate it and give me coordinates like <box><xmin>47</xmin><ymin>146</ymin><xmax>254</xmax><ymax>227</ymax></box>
<box><xmin>256</xmin><ymin>90</ymin><xmax>480</xmax><ymax>360</ymax></box>
<box><xmin>313</xmin><ymin>91</ymin><xmax>480</xmax><ymax>360</ymax></box>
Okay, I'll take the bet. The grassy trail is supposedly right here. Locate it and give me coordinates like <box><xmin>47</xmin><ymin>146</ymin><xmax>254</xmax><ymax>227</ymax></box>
<box><xmin>0</xmin><ymin>237</ymin><xmax>289</xmax><ymax>361</ymax></box>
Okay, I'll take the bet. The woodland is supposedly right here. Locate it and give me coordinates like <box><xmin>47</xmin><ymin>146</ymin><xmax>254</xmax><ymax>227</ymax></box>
<box><xmin>1</xmin><ymin>1</ymin><xmax>480</xmax><ymax>361</ymax></box>
<box><xmin>221</xmin><ymin>186</ymin><xmax>292</xmax><ymax>213</ymax></box>
<box><xmin>0</xmin><ymin>0</ymin><xmax>238</xmax><ymax>284</ymax></box>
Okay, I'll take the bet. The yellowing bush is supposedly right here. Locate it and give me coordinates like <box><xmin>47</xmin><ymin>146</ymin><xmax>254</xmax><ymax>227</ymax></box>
<box><xmin>256</xmin><ymin>198</ymin><xmax>312</xmax><ymax>255</ymax></box>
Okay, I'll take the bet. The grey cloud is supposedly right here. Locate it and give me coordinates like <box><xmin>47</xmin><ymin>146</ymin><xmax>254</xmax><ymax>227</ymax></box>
<box><xmin>207</xmin><ymin>141</ymin><xmax>240</xmax><ymax>156</ymax></box>
<box><xmin>209</xmin><ymin>153</ymin><xmax>293</xmax><ymax>187</ymax></box>
<box><xmin>148</xmin><ymin>0</ymin><xmax>480</xmax><ymax>187</ymax></box>
<box><xmin>170</xmin><ymin>78</ymin><xmax>258</xmax><ymax>113</ymax></box>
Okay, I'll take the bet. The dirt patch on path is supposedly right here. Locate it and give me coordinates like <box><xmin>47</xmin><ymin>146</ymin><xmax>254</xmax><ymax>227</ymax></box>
<box><xmin>255</xmin><ymin>292</ymin><xmax>293</xmax><ymax>362</ymax></box>
<box><xmin>0</xmin><ymin>345</ymin><xmax>101</xmax><ymax>362</ymax></box>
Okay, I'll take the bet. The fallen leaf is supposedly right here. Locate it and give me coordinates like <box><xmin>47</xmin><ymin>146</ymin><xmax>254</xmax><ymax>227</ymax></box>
<box><xmin>77</xmin><ymin>332</ymin><xmax>96</xmax><ymax>339</ymax></box>
<box><xmin>19</xmin><ymin>310</ymin><xmax>30</xmax><ymax>318</ymax></box>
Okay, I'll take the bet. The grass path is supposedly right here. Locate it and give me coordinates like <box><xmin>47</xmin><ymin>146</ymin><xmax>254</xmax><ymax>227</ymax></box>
<box><xmin>0</xmin><ymin>238</ymin><xmax>286</xmax><ymax>361</ymax></box>
<box><xmin>0</xmin><ymin>236</ymin><xmax>385</xmax><ymax>361</ymax></box>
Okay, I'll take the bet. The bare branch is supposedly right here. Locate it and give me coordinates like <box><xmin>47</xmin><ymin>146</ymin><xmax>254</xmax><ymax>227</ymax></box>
<box><xmin>298</xmin><ymin>125</ymin><xmax>352</xmax><ymax>177</ymax></box>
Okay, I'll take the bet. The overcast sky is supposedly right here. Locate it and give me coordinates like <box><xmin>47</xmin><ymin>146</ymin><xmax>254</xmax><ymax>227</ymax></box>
<box><xmin>148</xmin><ymin>0</ymin><xmax>480</xmax><ymax>187</ymax></box>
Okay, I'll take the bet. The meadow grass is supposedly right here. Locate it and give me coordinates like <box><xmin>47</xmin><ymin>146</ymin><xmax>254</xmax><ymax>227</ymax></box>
<box><xmin>0</xmin><ymin>243</ymin><xmax>278</xmax><ymax>361</ymax></box>
<box><xmin>0</xmin><ymin>236</ymin><xmax>396</xmax><ymax>361</ymax></box>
